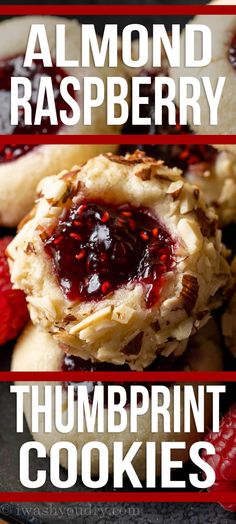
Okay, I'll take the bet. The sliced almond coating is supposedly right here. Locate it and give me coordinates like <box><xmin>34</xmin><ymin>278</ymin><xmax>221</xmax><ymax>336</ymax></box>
<box><xmin>180</xmin><ymin>198</ymin><xmax>193</xmax><ymax>215</ymax></box>
<box><xmin>134</xmin><ymin>165</ymin><xmax>152</xmax><ymax>180</ymax></box>
<box><xmin>154</xmin><ymin>168</ymin><xmax>181</xmax><ymax>182</ymax></box>
<box><xmin>69</xmin><ymin>306</ymin><xmax>112</xmax><ymax>335</ymax></box>
<box><xmin>171</xmin><ymin>317</ymin><xmax>193</xmax><ymax>341</ymax></box>
<box><xmin>160</xmin><ymin>340</ymin><xmax>179</xmax><ymax>357</ymax></box>
<box><xmin>79</xmin><ymin>320</ymin><xmax>117</xmax><ymax>342</ymax></box>
<box><xmin>27</xmin><ymin>296</ymin><xmax>58</xmax><ymax>321</ymax></box>
<box><xmin>103</xmin><ymin>152</ymin><xmax>144</xmax><ymax>166</ymax></box>
<box><xmin>179</xmin><ymin>192</ymin><xmax>195</xmax><ymax>214</ymax></box>
<box><xmin>177</xmin><ymin>218</ymin><xmax>203</xmax><ymax>254</ymax></box>
<box><xmin>60</xmin><ymin>166</ymin><xmax>80</xmax><ymax>180</ymax></box>
<box><xmin>112</xmin><ymin>305</ymin><xmax>135</xmax><ymax>324</ymax></box>
<box><xmin>181</xmin><ymin>274</ymin><xmax>199</xmax><ymax>315</ymax></box>
<box><xmin>42</xmin><ymin>178</ymin><xmax>67</xmax><ymax>201</ymax></box>
<box><xmin>24</xmin><ymin>242</ymin><xmax>36</xmax><ymax>255</ymax></box>
<box><xmin>122</xmin><ymin>332</ymin><xmax>143</xmax><ymax>355</ymax></box>
<box><xmin>166</xmin><ymin>180</ymin><xmax>184</xmax><ymax>199</ymax></box>
<box><xmin>195</xmin><ymin>208</ymin><xmax>217</xmax><ymax>238</ymax></box>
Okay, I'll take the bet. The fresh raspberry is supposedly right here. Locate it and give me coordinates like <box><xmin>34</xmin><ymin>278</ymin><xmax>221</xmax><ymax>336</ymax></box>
<box><xmin>0</xmin><ymin>236</ymin><xmax>29</xmax><ymax>345</ymax></box>
<box><xmin>202</xmin><ymin>403</ymin><xmax>236</xmax><ymax>512</ymax></box>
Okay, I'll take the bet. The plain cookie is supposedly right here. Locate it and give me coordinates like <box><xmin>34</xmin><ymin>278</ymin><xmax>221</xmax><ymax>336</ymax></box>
<box><xmin>170</xmin><ymin>0</ymin><xmax>236</xmax><ymax>154</ymax></box>
<box><xmin>0</xmin><ymin>16</ymin><xmax>127</xmax><ymax>226</ymax></box>
<box><xmin>185</xmin><ymin>149</ymin><xmax>236</xmax><ymax>226</ymax></box>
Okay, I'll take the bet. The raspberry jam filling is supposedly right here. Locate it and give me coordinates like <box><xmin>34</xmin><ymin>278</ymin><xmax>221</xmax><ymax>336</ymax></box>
<box><xmin>120</xmin><ymin>68</ymin><xmax>217</xmax><ymax>172</ymax></box>
<box><xmin>44</xmin><ymin>200</ymin><xmax>175</xmax><ymax>307</ymax></box>
<box><xmin>0</xmin><ymin>55</ymin><xmax>75</xmax><ymax>163</ymax></box>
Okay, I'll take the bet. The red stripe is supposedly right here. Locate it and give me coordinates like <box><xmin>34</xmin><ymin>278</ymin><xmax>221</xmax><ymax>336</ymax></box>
<box><xmin>2</xmin><ymin>371</ymin><xmax>236</xmax><ymax>381</ymax></box>
<box><xmin>0</xmin><ymin>492</ymin><xmax>234</xmax><ymax>502</ymax></box>
<box><xmin>0</xmin><ymin>5</ymin><xmax>236</xmax><ymax>15</ymax></box>
<box><xmin>0</xmin><ymin>135</ymin><xmax>235</xmax><ymax>145</ymax></box>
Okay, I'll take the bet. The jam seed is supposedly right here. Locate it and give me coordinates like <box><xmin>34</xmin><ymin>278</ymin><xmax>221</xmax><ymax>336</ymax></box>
<box><xmin>152</xmin><ymin>228</ymin><xmax>159</xmax><ymax>238</ymax></box>
<box><xmin>160</xmin><ymin>254</ymin><xmax>167</xmax><ymax>262</ymax></box>
<box><xmin>53</xmin><ymin>235</ymin><xmax>63</xmax><ymax>245</ymax></box>
<box><xmin>101</xmin><ymin>281</ymin><xmax>111</xmax><ymax>294</ymax></box>
<box><xmin>101</xmin><ymin>211</ymin><xmax>110</xmax><ymax>223</ymax></box>
<box><xmin>70</xmin><ymin>232</ymin><xmax>82</xmax><ymax>241</ymax></box>
<box><xmin>77</xmin><ymin>204</ymin><xmax>87</xmax><ymax>216</ymax></box>
<box><xmin>140</xmin><ymin>231</ymin><xmax>149</xmax><ymax>241</ymax></box>
<box><xmin>121</xmin><ymin>211</ymin><xmax>132</xmax><ymax>217</ymax></box>
<box><xmin>75</xmin><ymin>250</ymin><xmax>86</xmax><ymax>261</ymax></box>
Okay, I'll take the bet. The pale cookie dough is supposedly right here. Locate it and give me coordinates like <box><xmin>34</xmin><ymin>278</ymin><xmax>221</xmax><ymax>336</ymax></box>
<box><xmin>11</xmin><ymin>320</ymin><xmax>223</xmax><ymax>478</ymax></box>
<box><xmin>185</xmin><ymin>149</ymin><xmax>236</xmax><ymax>226</ymax></box>
<box><xmin>7</xmin><ymin>151</ymin><xmax>232</xmax><ymax>369</ymax></box>
<box><xmin>170</xmin><ymin>0</ymin><xmax>236</xmax><ymax>154</ymax></box>
<box><xmin>0</xmin><ymin>16</ymin><xmax>128</xmax><ymax>226</ymax></box>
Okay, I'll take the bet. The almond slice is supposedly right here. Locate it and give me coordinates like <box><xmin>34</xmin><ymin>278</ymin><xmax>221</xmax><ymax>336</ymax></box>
<box><xmin>69</xmin><ymin>306</ymin><xmax>112</xmax><ymax>335</ymax></box>
<box><xmin>112</xmin><ymin>305</ymin><xmax>135</xmax><ymax>324</ymax></box>
<box><xmin>166</xmin><ymin>180</ymin><xmax>184</xmax><ymax>196</ymax></box>
<box><xmin>177</xmin><ymin>218</ymin><xmax>203</xmax><ymax>254</ymax></box>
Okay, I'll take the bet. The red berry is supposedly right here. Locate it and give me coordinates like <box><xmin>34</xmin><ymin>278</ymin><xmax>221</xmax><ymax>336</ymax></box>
<box><xmin>202</xmin><ymin>404</ymin><xmax>236</xmax><ymax>512</ymax></box>
<box><xmin>0</xmin><ymin>236</ymin><xmax>29</xmax><ymax>345</ymax></box>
